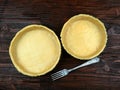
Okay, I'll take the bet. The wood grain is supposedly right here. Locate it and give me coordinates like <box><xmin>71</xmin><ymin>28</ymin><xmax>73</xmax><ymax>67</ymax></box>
<box><xmin>0</xmin><ymin>0</ymin><xmax>120</xmax><ymax>90</ymax></box>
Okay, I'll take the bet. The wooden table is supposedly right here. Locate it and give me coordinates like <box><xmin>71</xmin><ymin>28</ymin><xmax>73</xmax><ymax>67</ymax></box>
<box><xmin>0</xmin><ymin>0</ymin><xmax>120</xmax><ymax>90</ymax></box>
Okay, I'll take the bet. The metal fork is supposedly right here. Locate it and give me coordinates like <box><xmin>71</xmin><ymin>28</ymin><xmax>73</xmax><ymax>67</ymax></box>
<box><xmin>51</xmin><ymin>57</ymin><xmax>100</xmax><ymax>81</ymax></box>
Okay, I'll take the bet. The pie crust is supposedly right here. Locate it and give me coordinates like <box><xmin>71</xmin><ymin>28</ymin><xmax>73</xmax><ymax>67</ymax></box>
<box><xmin>61</xmin><ymin>14</ymin><xmax>107</xmax><ymax>60</ymax></box>
<box><xmin>9</xmin><ymin>25</ymin><xmax>61</xmax><ymax>76</ymax></box>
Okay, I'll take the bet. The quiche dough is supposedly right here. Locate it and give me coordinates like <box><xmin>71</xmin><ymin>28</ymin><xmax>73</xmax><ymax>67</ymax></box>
<box><xmin>61</xmin><ymin>14</ymin><xmax>107</xmax><ymax>60</ymax></box>
<box><xmin>9</xmin><ymin>25</ymin><xmax>61</xmax><ymax>76</ymax></box>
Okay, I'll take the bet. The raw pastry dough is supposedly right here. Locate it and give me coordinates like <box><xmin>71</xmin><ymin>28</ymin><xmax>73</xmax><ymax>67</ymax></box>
<box><xmin>9</xmin><ymin>25</ymin><xmax>61</xmax><ymax>76</ymax></box>
<box><xmin>61</xmin><ymin>14</ymin><xmax>107</xmax><ymax>60</ymax></box>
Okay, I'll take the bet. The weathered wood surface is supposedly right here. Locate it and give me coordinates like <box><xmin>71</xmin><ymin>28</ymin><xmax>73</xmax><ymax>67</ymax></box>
<box><xmin>0</xmin><ymin>0</ymin><xmax>120</xmax><ymax>90</ymax></box>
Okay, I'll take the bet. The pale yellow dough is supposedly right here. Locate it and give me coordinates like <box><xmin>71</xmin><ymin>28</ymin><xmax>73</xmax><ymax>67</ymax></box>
<box><xmin>9</xmin><ymin>25</ymin><xmax>61</xmax><ymax>76</ymax></box>
<box><xmin>61</xmin><ymin>14</ymin><xmax>107</xmax><ymax>60</ymax></box>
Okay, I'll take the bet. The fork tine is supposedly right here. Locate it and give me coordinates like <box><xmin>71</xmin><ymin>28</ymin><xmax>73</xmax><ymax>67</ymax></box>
<box><xmin>51</xmin><ymin>74</ymin><xmax>64</xmax><ymax>81</ymax></box>
<box><xmin>51</xmin><ymin>70</ymin><xmax>65</xmax><ymax>81</ymax></box>
<box><xmin>51</xmin><ymin>73</ymin><xmax>63</xmax><ymax>81</ymax></box>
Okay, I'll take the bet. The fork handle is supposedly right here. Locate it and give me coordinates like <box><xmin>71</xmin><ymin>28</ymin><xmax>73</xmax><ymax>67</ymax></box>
<box><xmin>68</xmin><ymin>57</ymin><xmax>100</xmax><ymax>72</ymax></box>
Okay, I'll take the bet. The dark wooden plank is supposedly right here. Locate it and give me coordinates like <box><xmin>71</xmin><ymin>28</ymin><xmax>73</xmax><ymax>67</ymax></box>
<box><xmin>0</xmin><ymin>0</ymin><xmax>120</xmax><ymax>90</ymax></box>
